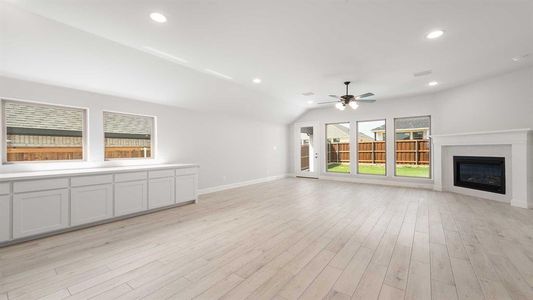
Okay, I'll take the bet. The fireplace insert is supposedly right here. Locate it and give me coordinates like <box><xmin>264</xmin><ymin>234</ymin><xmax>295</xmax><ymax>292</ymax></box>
<box><xmin>453</xmin><ymin>156</ymin><xmax>505</xmax><ymax>194</ymax></box>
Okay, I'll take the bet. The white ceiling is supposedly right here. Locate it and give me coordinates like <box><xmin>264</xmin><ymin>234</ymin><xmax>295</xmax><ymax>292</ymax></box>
<box><xmin>2</xmin><ymin>0</ymin><xmax>532</xmax><ymax>123</ymax></box>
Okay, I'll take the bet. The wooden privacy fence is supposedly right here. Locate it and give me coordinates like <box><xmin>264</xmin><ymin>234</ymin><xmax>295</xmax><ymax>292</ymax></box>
<box><xmin>327</xmin><ymin>143</ymin><xmax>350</xmax><ymax>163</ymax></box>
<box><xmin>358</xmin><ymin>141</ymin><xmax>386</xmax><ymax>164</ymax></box>
<box><xmin>395</xmin><ymin>139</ymin><xmax>430</xmax><ymax>165</ymax></box>
<box><xmin>7</xmin><ymin>147</ymin><xmax>83</xmax><ymax>161</ymax></box>
<box><xmin>327</xmin><ymin>139</ymin><xmax>430</xmax><ymax>165</ymax></box>
<box><xmin>7</xmin><ymin>146</ymin><xmax>151</xmax><ymax>161</ymax></box>
<box><xmin>105</xmin><ymin>147</ymin><xmax>151</xmax><ymax>159</ymax></box>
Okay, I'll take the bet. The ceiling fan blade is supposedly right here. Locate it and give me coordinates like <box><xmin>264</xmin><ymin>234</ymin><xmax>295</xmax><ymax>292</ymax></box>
<box><xmin>318</xmin><ymin>101</ymin><xmax>339</xmax><ymax>104</ymax></box>
<box><xmin>355</xmin><ymin>92</ymin><xmax>375</xmax><ymax>99</ymax></box>
<box><xmin>355</xmin><ymin>99</ymin><xmax>376</xmax><ymax>103</ymax></box>
<box><xmin>328</xmin><ymin>94</ymin><xmax>339</xmax><ymax>98</ymax></box>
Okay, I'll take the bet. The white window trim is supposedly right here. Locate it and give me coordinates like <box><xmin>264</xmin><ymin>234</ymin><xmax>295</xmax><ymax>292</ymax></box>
<box><xmin>102</xmin><ymin>110</ymin><xmax>156</xmax><ymax>161</ymax></box>
<box><xmin>1</xmin><ymin>98</ymin><xmax>88</xmax><ymax>164</ymax></box>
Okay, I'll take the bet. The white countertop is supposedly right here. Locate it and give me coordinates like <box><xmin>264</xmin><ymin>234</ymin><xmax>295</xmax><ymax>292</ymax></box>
<box><xmin>0</xmin><ymin>163</ymin><xmax>199</xmax><ymax>181</ymax></box>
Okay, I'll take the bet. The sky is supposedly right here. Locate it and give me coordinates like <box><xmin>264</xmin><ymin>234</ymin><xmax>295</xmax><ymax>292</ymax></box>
<box><xmin>357</xmin><ymin>120</ymin><xmax>384</xmax><ymax>137</ymax></box>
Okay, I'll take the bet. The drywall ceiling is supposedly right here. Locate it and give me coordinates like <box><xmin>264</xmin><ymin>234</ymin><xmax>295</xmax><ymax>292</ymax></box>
<box><xmin>2</xmin><ymin>0</ymin><xmax>532</xmax><ymax>123</ymax></box>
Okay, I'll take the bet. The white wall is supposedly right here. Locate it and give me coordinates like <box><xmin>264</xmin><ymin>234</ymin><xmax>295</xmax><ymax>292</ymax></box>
<box><xmin>0</xmin><ymin>76</ymin><xmax>289</xmax><ymax>190</ymax></box>
<box><xmin>292</xmin><ymin>66</ymin><xmax>533</xmax><ymax>175</ymax></box>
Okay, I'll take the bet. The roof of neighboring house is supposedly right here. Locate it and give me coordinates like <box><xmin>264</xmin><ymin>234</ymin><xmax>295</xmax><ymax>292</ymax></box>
<box><xmin>5</xmin><ymin>101</ymin><xmax>152</xmax><ymax>135</ymax></box>
<box><xmin>372</xmin><ymin>117</ymin><xmax>430</xmax><ymax>131</ymax></box>
<box><xmin>357</xmin><ymin>132</ymin><xmax>374</xmax><ymax>141</ymax></box>
<box><xmin>103</xmin><ymin>112</ymin><xmax>152</xmax><ymax>135</ymax></box>
<box><xmin>5</xmin><ymin>101</ymin><xmax>83</xmax><ymax>132</ymax></box>
<box><xmin>326</xmin><ymin>123</ymin><xmax>350</xmax><ymax>139</ymax></box>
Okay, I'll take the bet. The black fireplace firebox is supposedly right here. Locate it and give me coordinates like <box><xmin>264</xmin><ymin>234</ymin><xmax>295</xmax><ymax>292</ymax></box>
<box><xmin>453</xmin><ymin>156</ymin><xmax>505</xmax><ymax>194</ymax></box>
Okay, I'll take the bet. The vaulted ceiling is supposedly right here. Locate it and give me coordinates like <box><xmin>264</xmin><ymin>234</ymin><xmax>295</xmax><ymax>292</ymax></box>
<box><xmin>2</xmin><ymin>0</ymin><xmax>532</xmax><ymax>123</ymax></box>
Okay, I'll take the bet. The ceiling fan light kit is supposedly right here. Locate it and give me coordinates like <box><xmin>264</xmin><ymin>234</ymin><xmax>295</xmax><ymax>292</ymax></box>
<box><xmin>349</xmin><ymin>101</ymin><xmax>359</xmax><ymax>110</ymax></box>
<box><xmin>319</xmin><ymin>81</ymin><xmax>377</xmax><ymax>111</ymax></box>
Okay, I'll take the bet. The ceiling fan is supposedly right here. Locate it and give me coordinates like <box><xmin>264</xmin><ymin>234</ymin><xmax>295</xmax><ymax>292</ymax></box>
<box><xmin>319</xmin><ymin>81</ymin><xmax>376</xmax><ymax>110</ymax></box>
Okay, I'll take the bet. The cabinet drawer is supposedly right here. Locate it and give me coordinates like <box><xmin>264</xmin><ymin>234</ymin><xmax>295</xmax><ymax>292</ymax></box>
<box><xmin>71</xmin><ymin>174</ymin><xmax>113</xmax><ymax>187</ymax></box>
<box><xmin>0</xmin><ymin>182</ymin><xmax>10</xmax><ymax>195</ymax></box>
<box><xmin>14</xmin><ymin>178</ymin><xmax>68</xmax><ymax>193</ymax></box>
<box><xmin>0</xmin><ymin>195</ymin><xmax>10</xmax><ymax>242</ymax></box>
<box><xmin>115</xmin><ymin>180</ymin><xmax>147</xmax><ymax>216</ymax></box>
<box><xmin>175</xmin><ymin>168</ymin><xmax>198</xmax><ymax>177</ymax></box>
<box><xmin>149</xmin><ymin>169</ymin><xmax>175</xmax><ymax>179</ymax></box>
<box><xmin>71</xmin><ymin>184</ymin><xmax>113</xmax><ymax>226</ymax></box>
<box><xmin>115</xmin><ymin>172</ymin><xmax>147</xmax><ymax>183</ymax></box>
<box><xmin>13</xmin><ymin>189</ymin><xmax>69</xmax><ymax>238</ymax></box>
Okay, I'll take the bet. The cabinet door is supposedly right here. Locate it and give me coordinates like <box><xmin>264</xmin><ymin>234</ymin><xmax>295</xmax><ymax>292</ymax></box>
<box><xmin>114</xmin><ymin>180</ymin><xmax>147</xmax><ymax>217</ymax></box>
<box><xmin>71</xmin><ymin>184</ymin><xmax>113</xmax><ymax>226</ymax></box>
<box><xmin>13</xmin><ymin>189</ymin><xmax>69</xmax><ymax>238</ymax></box>
<box><xmin>0</xmin><ymin>195</ymin><xmax>10</xmax><ymax>242</ymax></box>
<box><xmin>175</xmin><ymin>175</ymin><xmax>197</xmax><ymax>204</ymax></box>
<box><xmin>149</xmin><ymin>177</ymin><xmax>175</xmax><ymax>209</ymax></box>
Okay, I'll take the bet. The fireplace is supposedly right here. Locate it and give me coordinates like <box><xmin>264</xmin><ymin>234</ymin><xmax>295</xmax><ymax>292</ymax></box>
<box><xmin>453</xmin><ymin>156</ymin><xmax>505</xmax><ymax>194</ymax></box>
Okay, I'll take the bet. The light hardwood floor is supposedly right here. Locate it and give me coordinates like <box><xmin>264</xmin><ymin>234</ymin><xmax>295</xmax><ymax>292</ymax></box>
<box><xmin>1</xmin><ymin>178</ymin><xmax>533</xmax><ymax>300</ymax></box>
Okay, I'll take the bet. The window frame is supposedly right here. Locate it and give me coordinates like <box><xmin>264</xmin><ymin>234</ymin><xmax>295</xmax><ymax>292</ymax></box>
<box><xmin>325</xmin><ymin>122</ymin><xmax>351</xmax><ymax>174</ymax></box>
<box><xmin>102</xmin><ymin>110</ymin><xmax>156</xmax><ymax>161</ymax></box>
<box><xmin>393</xmin><ymin>115</ymin><xmax>432</xmax><ymax>179</ymax></box>
<box><xmin>1</xmin><ymin>98</ymin><xmax>88</xmax><ymax>164</ymax></box>
<box><xmin>356</xmin><ymin>119</ymin><xmax>387</xmax><ymax>176</ymax></box>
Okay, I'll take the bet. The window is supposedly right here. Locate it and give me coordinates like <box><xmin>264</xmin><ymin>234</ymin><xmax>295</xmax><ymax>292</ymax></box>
<box><xmin>357</xmin><ymin>120</ymin><xmax>386</xmax><ymax>175</ymax></box>
<box><xmin>395</xmin><ymin>116</ymin><xmax>431</xmax><ymax>178</ymax></box>
<box><xmin>2</xmin><ymin>100</ymin><xmax>85</xmax><ymax>162</ymax></box>
<box><xmin>104</xmin><ymin>111</ymin><xmax>154</xmax><ymax>159</ymax></box>
<box><xmin>412</xmin><ymin>131</ymin><xmax>424</xmax><ymax>140</ymax></box>
<box><xmin>395</xmin><ymin>132</ymin><xmax>411</xmax><ymax>140</ymax></box>
<box><xmin>326</xmin><ymin>123</ymin><xmax>350</xmax><ymax>173</ymax></box>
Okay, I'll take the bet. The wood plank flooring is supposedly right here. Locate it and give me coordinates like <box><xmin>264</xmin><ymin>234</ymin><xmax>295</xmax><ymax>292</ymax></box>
<box><xmin>1</xmin><ymin>178</ymin><xmax>533</xmax><ymax>300</ymax></box>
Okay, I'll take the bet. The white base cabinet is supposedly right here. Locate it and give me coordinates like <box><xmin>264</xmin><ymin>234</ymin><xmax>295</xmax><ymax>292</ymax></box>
<box><xmin>149</xmin><ymin>177</ymin><xmax>175</xmax><ymax>209</ymax></box>
<box><xmin>176</xmin><ymin>175</ymin><xmax>197</xmax><ymax>204</ymax></box>
<box><xmin>71</xmin><ymin>184</ymin><xmax>113</xmax><ymax>226</ymax></box>
<box><xmin>115</xmin><ymin>180</ymin><xmax>148</xmax><ymax>217</ymax></box>
<box><xmin>0</xmin><ymin>164</ymin><xmax>198</xmax><ymax>245</ymax></box>
<box><xmin>13</xmin><ymin>189</ymin><xmax>69</xmax><ymax>239</ymax></box>
<box><xmin>0</xmin><ymin>195</ymin><xmax>10</xmax><ymax>242</ymax></box>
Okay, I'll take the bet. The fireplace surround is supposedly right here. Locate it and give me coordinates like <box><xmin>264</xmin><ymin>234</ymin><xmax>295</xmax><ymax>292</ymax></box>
<box><xmin>453</xmin><ymin>156</ymin><xmax>505</xmax><ymax>194</ymax></box>
<box><xmin>432</xmin><ymin>129</ymin><xmax>532</xmax><ymax>209</ymax></box>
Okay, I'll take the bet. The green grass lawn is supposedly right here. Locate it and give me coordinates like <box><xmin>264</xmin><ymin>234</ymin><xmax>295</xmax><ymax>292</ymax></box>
<box><xmin>327</xmin><ymin>163</ymin><xmax>350</xmax><ymax>173</ymax></box>
<box><xmin>358</xmin><ymin>164</ymin><xmax>386</xmax><ymax>175</ymax></box>
<box><xmin>327</xmin><ymin>163</ymin><xmax>430</xmax><ymax>178</ymax></box>
<box><xmin>395</xmin><ymin>165</ymin><xmax>430</xmax><ymax>178</ymax></box>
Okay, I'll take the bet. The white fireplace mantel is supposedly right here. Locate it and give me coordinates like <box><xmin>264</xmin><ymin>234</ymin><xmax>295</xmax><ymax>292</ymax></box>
<box><xmin>431</xmin><ymin>129</ymin><xmax>532</xmax><ymax>209</ymax></box>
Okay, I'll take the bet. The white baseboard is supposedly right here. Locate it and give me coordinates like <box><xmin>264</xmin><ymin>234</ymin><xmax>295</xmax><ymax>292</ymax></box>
<box><xmin>198</xmin><ymin>174</ymin><xmax>288</xmax><ymax>195</ymax></box>
<box><xmin>317</xmin><ymin>174</ymin><xmax>435</xmax><ymax>190</ymax></box>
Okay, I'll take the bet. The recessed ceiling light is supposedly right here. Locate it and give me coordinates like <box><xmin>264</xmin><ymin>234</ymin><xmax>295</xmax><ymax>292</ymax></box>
<box><xmin>428</xmin><ymin>81</ymin><xmax>439</xmax><ymax>86</ymax></box>
<box><xmin>252</xmin><ymin>78</ymin><xmax>262</xmax><ymax>84</ymax></box>
<box><xmin>150</xmin><ymin>12</ymin><xmax>167</xmax><ymax>23</ymax></box>
<box><xmin>307</xmin><ymin>100</ymin><xmax>314</xmax><ymax>104</ymax></box>
<box><xmin>426</xmin><ymin>30</ymin><xmax>444</xmax><ymax>39</ymax></box>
